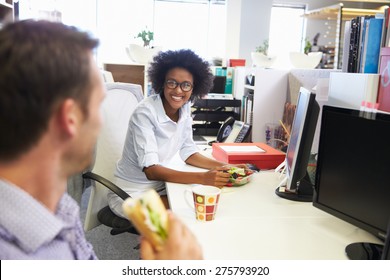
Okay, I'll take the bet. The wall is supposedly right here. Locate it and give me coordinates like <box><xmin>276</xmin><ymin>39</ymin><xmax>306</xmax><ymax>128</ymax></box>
<box><xmin>225</xmin><ymin>0</ymin><xmax>273</xmax><ymax>66</ymax></box>
<box><xmin>225</xmin><ymin>0</ymin><xmax>343</xmax><ymax>66</ymax></box>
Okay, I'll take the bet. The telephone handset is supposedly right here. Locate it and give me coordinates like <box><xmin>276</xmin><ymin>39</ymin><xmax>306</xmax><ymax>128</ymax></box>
<box><xmin>216</xmin><ymin>116</ymin><xmax>251</xmax><ymax>143</ymax></box>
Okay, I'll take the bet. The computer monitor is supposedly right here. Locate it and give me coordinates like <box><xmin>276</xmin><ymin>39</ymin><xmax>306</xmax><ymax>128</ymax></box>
<box><xmin>210</xmin><ymin>75</ymin><xmax>226</xmax><ymax>93</ymax></box>
<box><xmin>382</xmin><ymin>218</ymin><xmax>390</xmax><ymax>260</ymax></box>
<box><xmin>313</xmin><ymin>105</ymin><xmax>390</xmax><ymax>260</ymax></box>
<box><xmin>275</xmin><ymin>87</ymin><xmax>320</xmax><ymax>202</ymax></box>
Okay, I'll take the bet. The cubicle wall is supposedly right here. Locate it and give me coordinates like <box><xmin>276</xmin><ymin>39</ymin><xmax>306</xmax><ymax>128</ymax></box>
<box><xmin>251</xmin><ymin>69</ymin><xmax>288</xmax><ymax>143</ymax></box>
<box><xmin>243</xmin><ymin>68</ymin><xmax>337</xmax><ymax>153</ymax></box>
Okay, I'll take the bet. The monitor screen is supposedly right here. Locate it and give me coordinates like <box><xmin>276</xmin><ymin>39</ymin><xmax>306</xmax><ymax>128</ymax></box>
<box><xmin>275</xmin><ymin>87</ymin><xmax>320</xmax><ymax>202</ymax></box>
<box><xmin>313</xmin><ymin>105</ymin><xmax>390</xmax><ymax>259</ymax></box>
<box><xmin>210</xmin><ymin>75</ymin><xmax>226</xmax><ymax>93</ymax></box>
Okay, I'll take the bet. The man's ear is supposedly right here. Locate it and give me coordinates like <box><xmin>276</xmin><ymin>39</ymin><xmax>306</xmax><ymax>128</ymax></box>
<box><xmin>56</xmin><ymin>99</ymin><xmax>81</xmax><ymax>137</ymax></box>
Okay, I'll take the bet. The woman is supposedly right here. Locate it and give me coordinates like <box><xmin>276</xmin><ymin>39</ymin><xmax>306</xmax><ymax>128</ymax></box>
<box><xmin>108</xmin><ymin>49</ymin><xmax>245</xmax><ymax>217</ymax></box>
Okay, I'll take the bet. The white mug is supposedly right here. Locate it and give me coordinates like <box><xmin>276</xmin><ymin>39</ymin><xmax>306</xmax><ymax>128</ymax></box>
<box><xmin>185</xmin><ymin>184</ymin><xmax>221</xmax><ymax>222</ymax></box>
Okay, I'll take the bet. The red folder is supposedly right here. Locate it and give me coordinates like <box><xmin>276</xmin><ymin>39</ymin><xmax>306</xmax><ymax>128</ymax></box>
<box><xmin>212</xmin><ymin>142</ymin><xmax>285</xmax><ymax>169</ymax></box>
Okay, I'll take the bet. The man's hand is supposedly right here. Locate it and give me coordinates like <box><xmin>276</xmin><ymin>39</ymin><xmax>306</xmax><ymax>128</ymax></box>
<box><xmin>140</xmin><ymin>212</ymin><xmax>203</xmax><ymax>260</ymax></box>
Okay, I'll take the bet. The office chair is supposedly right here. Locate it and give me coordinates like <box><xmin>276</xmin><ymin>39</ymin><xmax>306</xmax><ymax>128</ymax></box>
<box><xmin>83</xmin><ymin>82</ymin><xmax>144</xmax><ymax>235</ymax></box>
<box><xmin>101</xmin><ymin>70</ymin><xmax>115</xmax><ymax>83</ymax></box>
<box><xmin>67</xmin><ymin>73</ymin><xmax>117</xmax><ymax>207</ymax></box>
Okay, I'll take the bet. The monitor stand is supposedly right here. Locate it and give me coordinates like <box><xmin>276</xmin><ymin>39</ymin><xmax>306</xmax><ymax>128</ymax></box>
<box><xmin>345</xmin><ymin>242</ymin><xmax>384</xmax><ymax>260</ymax></box>
<box><xmin>275</xmin><ymin>172</ymin><xmax>313</xmax><ymax>202</ymax></box>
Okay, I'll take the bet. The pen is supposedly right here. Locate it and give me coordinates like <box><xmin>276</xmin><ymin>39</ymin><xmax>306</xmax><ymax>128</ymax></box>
<box><xmin>279</xmin><ymin>120</ymin><xmax>290</xmax><ymax>138</ymax></box>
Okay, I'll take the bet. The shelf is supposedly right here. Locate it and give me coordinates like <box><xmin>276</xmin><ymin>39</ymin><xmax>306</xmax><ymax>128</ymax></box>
<box><xmin>0</xmin><ymin>3</ymin><xmax>12</xmax><ymax>9</ymax></box>
<box><xmin>244</xmin><ymin>85</ymin><xmax>255</xmax><ymax>90</ymax></box>
<box><xmin>303</xmin><ymin>3</ymin><xmax>388</xmax><ymax>69</ymax></box>
<box><xmin>304</xmin><ymin>3</ymin><xmax>387</xmax><ymax>21</ymax></box>
<box><xmin>0</xmin><ymin>0</ymin><xmax>13</xmax><ymax>24</ymax></box>
<box><xmin>303</xmin><ymin>4</ymin><xmax>343</xmax><ymax>20</ymax></box>
<box><xmin>192</xmin><ymin>97</ymin><xmax>241</xmax><ymax>136</ymax></box>
<box><xmin>192</xmin><ymin>98</ymin><xmax>241</xmax><ymax>108</ymax></box>
<box><xmin>192</xmin><ymin>111</ymin><xmax>240</xmax><ymax>122</ymax></box>
<box><xmin>103</xmin><ymin>63</ymin><xmax>146</xmax><ymax>94</ymax></box>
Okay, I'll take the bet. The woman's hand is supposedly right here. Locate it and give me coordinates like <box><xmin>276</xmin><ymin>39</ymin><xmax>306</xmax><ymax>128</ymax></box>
<box><xmin>222</xmin><ymin>163</ymin><xmax>250</xmax><ymax>171</ymax></box>
<box><xmin>202</xmin><ymin>168</ymin><xmax>231</xmax><ymax>188</ymax></box>
<box><xmin>202</xmin><ymin>164</ymin><xmax>251</xmax><ymax>188</ymax></box>
<box><xmin>140</xmin><ymin>212</ymin><xmax>203</xmax><ymax>260</ymax></box>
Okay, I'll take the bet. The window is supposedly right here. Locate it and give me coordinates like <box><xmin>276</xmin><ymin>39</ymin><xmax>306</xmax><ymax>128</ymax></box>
<box><xmin>17</xmin><ymin>0</ymin><xmax>226</xmax><ymax>63</ymax></box>
<box><xmin>154</xmin><ymin>0</ymin><xmax>225</xmax><ymax>60</ymax></box>
<box><xmin>96</xmin><ymin>0</ymin><xmax>154</xmax><ymax>65</ymax></box>
<box><xmin>269</xmin><ymin>4</ymin><xmax>306</xmax><ymax>68</ymax></box>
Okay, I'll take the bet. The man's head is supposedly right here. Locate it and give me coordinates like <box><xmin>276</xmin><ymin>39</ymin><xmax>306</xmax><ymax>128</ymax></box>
<box><xmin>0</xmin><ymin>20</ymin><xmax>104</xmax><ymax>174</ymax></box>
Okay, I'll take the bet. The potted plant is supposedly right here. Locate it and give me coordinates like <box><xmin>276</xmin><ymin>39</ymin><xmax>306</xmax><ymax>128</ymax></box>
<box><xmin>251</xmin><ymin>39</ymin><xmax>276</xmax><ymax>68</ymax></box>
<box><xmin>126</xmin><ymin>27</ymin><xmax>161</xmax><ymax>64</ymax></box>
<box><xmin>255</xmin><ymin>39</ymin><xmax>269</xmax><ymax>56</ymax></box>
<box><xmin>304</xmin><ymin>38</ymin><xmax>312</xmax><ymax>54</ymax></box>
<box><xmin>135</xmin><ymin>27</ymin><xmax>154</xmax><ymax>48</ymax></box>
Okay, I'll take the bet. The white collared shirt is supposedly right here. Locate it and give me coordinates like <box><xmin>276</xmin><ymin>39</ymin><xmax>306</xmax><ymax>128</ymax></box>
<box><xmin>114</xmin><ymin>94</ymin><xmax>198</xmax><ymax>192</ymax></box>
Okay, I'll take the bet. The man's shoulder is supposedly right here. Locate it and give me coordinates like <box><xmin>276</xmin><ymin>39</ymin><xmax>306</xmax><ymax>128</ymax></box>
<box><xmin>0</xmin><ymin>224</ymin><xmax>22</xmax><ymax>260</ymax></box>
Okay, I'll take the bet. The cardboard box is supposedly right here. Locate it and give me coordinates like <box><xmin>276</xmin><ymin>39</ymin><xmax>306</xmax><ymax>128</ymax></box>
<box><xmin>212</xmin><ymin>142</ymin><xmax>285</xmax><ymax>170</ymax></box>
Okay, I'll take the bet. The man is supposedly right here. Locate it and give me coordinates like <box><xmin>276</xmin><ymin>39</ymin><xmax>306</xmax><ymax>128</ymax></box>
<box><xmin>0</xmin><ymin>20</ymin><xmax>202</xmax><ymax>260</ymax></box>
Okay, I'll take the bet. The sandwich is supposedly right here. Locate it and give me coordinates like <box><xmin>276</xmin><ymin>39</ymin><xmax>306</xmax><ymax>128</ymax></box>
<box><xmin>122</xmin><ymin>189</ymin><xmax>168</xmax><ymax>251</ymax></box>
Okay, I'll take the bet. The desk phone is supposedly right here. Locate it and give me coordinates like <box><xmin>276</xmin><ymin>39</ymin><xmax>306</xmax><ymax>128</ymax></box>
<box><xmin>216</xmin><ymin>117</ymin><xmax>251</xmax><ymax>143</ymax></box>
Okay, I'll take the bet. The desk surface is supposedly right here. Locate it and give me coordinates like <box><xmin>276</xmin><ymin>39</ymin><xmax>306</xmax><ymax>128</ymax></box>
<box><xmin>166</xmin><ymin>149</ymin><xmax>381</xmax><ymax>260</ymax></box>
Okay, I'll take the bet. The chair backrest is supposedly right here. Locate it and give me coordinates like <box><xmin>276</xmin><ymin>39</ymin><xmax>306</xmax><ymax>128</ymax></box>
<box><xmin>101</xmin><ymin>70</ymin><xmax>115</xmax><ymax>83</ymax></box>
<box><xmin>84</xmin><ymin>82</ymin><xmax>143</xmax><ymax>231</ymax></box>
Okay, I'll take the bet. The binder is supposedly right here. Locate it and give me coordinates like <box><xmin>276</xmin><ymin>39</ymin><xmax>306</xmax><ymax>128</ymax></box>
<box><xmin>361</xmin><ymin>18</ymin><xmax>384</xmax><ymax>73</ymax></box>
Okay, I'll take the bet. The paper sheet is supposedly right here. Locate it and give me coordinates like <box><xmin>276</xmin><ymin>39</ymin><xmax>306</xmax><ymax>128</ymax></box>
<box><xmin>220</xmin><ymin>146</ymin><xmax>265</xmax><ymax>153</ymax></box>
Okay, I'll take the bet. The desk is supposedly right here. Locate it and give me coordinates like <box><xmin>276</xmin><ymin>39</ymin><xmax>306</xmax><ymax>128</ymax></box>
<box><xmin>166</xmin><ymin>151</ymin><xmax>381</xmax><ymax>259</ymax></box>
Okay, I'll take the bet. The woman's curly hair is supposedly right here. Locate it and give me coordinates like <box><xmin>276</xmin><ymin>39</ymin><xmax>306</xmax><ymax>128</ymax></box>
<box><xmin>147</xmin><ymin>49</ymin><xmax>214</xmax><ymax>102</ymax></box>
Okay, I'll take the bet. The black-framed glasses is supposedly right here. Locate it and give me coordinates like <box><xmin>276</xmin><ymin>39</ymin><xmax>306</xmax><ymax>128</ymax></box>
<box><xmin>165</xmin><ymin>79</ymin><xmax>193</xmax><ymax>92</ymax></box>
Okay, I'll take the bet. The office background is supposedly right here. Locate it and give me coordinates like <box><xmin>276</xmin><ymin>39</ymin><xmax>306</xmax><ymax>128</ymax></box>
<box><xmin>12</xmin><ymin>0</ymin><xmax>388</xmax><ymax>69</ymax></box>
<box><xmin>3</xmin><ymin>0</ymin><xmax>390</xmax><ymax>260</ymax></box>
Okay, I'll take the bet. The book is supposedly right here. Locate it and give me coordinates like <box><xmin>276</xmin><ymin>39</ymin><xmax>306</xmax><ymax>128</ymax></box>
<box><xmin>358</xmin><ymin>17</ymin><xmax>370</xmax><ymax>73</ymax></box>
<box><xmin>245</xmin><ymin>93</ymin><xmax>253</xmax><ymax>125</ymax></box>
<box><xmin>385</xmin><ymin>8</ymin><xmax>390</xmax><ymax>47</ymax></box>
<box><xmin>215</xmin><ymin>67</ymin><xmax>234</xmax><ymax>94</ymax></box>
<box><xmin>357</xmin><ymin>16</ymin><xmax>369</xmax><ymax>72</ymax></box>
<box><xmin>342</xmin><ymin>20</ymin><xmax>351</xmax><ymax>72</ymax></box>
<box><xmin>380</xmin><ymin>7</ymin><xmax>389</xmax><ymax>48</ymax></box>
<box><xmin>348</xmin><ymin>17</ymin><xmax>362</xmax><ymax>73</ymax></box>
<box><xmin>361</xmin><ymin>17</ymin><xmax>384</xmax><ymax>73</ymax></box>
<box><xmin>377</xmin><ymin>47</ymin><xmax>390</xmax><ymax>112</ymax></box>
